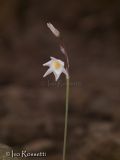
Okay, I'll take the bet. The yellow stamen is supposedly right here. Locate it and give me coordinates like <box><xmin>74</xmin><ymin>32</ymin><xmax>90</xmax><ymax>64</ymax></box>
<box><xmin>52</xmin><ymin>61</ymin><xmax>61</xmax><ymax>69</ymax></box>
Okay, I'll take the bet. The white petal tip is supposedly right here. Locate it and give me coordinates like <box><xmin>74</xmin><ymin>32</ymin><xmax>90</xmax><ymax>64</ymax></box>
<box><xmin>55</xmin><ymin>78</ymin><xmax>59</xmax><ymax>81</ymax></box>
<box><xmin>43</xmin><ymin>68</ymin><xmax>52</xmax><ymax>78</ymax></box>
<box><xmin>43</xmin><ymin>74</ymin><xmax>46</xmax><ymax>78</ymax></box>
<box><xmin>50</xmin><ymin>57</ymin><xmax>57</xmax><ymax>60</ymax></box>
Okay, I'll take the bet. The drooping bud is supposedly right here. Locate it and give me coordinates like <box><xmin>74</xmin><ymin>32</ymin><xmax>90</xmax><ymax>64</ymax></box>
<box><xmin>47</xmin><ymin>23</ymin><xmax>60</xmax><ymax>37</ymax></box>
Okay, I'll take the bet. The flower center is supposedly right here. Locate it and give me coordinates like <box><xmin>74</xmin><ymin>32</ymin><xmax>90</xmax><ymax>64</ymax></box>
<box><xmin>52</xmin><ymin>61</ymin><xmax>61</xmax><ymax>69</ymax></box>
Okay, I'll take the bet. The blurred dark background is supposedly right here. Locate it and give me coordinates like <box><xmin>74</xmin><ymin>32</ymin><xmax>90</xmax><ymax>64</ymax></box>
<box><xmin>0</xmin><ymin>0</ymin><xmax>120</xmax><ymax>160</ymax></box>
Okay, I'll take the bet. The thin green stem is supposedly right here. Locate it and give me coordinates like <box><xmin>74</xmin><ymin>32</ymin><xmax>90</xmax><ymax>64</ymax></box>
<box><xmin>63</xmin><ymin>78</ymin><xmax>70</xmax><ymax>160</ymax></box>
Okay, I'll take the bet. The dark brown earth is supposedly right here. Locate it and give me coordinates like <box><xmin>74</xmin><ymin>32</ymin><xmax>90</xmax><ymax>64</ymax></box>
<box><xmin>0</xmin><ymin>0</ymin><xmax>120</xmax><ymax>160</ymax></box>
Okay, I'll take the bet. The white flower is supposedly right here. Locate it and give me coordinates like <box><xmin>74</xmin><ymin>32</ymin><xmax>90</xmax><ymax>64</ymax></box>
<box><xmin>47</xmin><ymin>23</ymin><xmax>60</xmax><ymax>37</ymax></box>
<box><xmin>43</xmin><ymin>57</ymin><xmax>68</xmax><ymax>81</ymax></box>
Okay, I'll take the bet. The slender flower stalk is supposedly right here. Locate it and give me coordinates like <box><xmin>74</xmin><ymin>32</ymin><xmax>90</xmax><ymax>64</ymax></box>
<box><xmin>63</xmin><ymin>78</ymin><xmax>69</xmax><ymax>160</ymax></box>
<box><xmin>43</xmin><ymin>22</ymin><xmax>70</xmax><ymax>160</ymax></box>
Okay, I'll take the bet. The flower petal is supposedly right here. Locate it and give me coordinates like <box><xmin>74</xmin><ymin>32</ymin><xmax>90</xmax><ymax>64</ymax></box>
<box><xmin>58</xmin><ymin>60</ymin><xmax>64</xmax><ymax>66</ymax></box>
<box><xmin>50</xmin><ymin>57</ymin><xmax>57</xmax><ymax>61</ymax></box>
<box><xmin>43</xmin><ymin>68</ymin><xmax>52</xmax><ymax>77</ymax></box>
<box><xmin>63</xmin><ymin>68</ymin><xmax>69</xmax><ymax>79</ymax></box>
<box><xmin>43</xmin><ymin>61</ymin><xmax>51</xmax><ymax>66</ymax></box>
<box><xmin>53</xmin><ymin>72</ymin><xmax>60</xmax><ymax>81</ymax></box>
